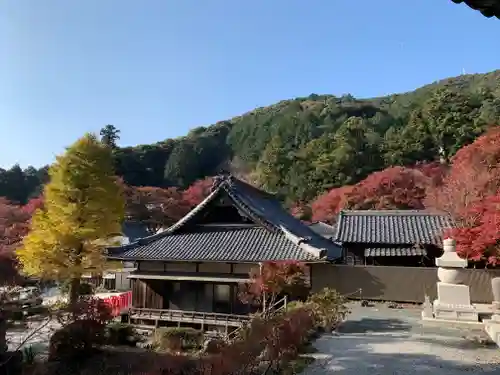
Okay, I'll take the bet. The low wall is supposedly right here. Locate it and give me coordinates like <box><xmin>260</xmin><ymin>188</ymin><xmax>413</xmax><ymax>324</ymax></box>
<box><xmin>311</xmin><ymin>264</ymin><xmax>500</xmax><ymax>303</ymax></box>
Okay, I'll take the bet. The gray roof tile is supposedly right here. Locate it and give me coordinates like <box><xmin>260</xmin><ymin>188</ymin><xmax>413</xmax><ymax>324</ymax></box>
<box><xmin>108</xmin><ymin>226</ymin><xmax>317</xmax><ymax>262</ymax></box>
<box><xmin>107</xmin><ymin>175</ymin><xmax>342</xmax><ymax>262</ymax></box>
<box><xmin>335</xmin><ymin>210</ymin><xmax>453</xmax><ymax>245</ymax></box>
<box><xmin>364</xmin><ymin>246</ymin><xmax>427</xmax><ymax>257</ymax></box>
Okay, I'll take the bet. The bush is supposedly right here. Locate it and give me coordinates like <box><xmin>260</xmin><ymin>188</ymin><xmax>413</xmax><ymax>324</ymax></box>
<box><xmin>48</xmin><ymin>319</ymin><xmax>106</xmax><ymax>361</ymax></box>
<box><xmin>153</xmin><ymin>327</ymin><xmax>202</xmax><ymax>352</ymax></box>
<box><xmin>285</xmin><ymin>300</ymin><xmax>308</xmax><ymax>311</ymax></box>
<box><xmin>106</xmin><ymin>323</ymin><xmax>137</xmax><ymax>346</ymax></box>
<box><xmin>307</xmin><ymin>287</ymin><xmax>349</xmax><ymax>331</ymax></box>
<box><xmin>60</xmin><ymin>297</ymin><xmax>113</xmax><ymax>326</ymax></box>
<box><xmin>203</xmin><ymin>338</ymin><xmax>227</xmax><ymax>354</ymax></box>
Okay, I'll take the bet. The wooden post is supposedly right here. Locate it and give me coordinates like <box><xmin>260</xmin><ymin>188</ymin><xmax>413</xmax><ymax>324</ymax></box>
<box><xmin>259</xmin><ymin>262</ymin><xmax>266</xmax><ymax>313</ymax></box>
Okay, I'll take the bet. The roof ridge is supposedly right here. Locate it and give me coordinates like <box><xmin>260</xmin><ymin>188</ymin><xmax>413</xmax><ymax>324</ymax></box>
<box><xmin>278</xmin><ymin>225</ymin><xmax>326</xmax><ymax>259</ymax></box>
<box><xmin>309</xmin><ymin>221</ymin><xmax>335</xmax><ymax>227</ymax></box>
<box><xmin>340</xmin><ymin>209</ymin><xmax>448</xmax><ymax>216</ymax></box>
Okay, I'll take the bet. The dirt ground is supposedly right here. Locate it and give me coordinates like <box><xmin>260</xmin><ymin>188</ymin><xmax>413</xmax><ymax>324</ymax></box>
<box><xmin>304</xmin><ymin>302</ymin><xmax>500</xmax><ymax>374</ymax></box>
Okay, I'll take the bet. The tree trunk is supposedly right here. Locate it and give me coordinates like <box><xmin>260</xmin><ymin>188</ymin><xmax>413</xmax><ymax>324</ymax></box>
<box><xmin>0</xmin><ymin>314</ymin><xmax>7</xmax><ymax>355</ymax></box>
<box><xmin>68</xmin><ymin>277</ymin><xmax>81</xmax><ymax>307</ymax></box>
<box><xmin>69</xmin><ymin>245</ymin><xmax>83</xmax><ymax>311</ymax></box>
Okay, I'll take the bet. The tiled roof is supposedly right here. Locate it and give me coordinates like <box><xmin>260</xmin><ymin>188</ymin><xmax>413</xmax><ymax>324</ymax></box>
<box><xmin>334</xmin><ymin>210</ymin><xmax>454</xmax><ymax>245</ymax></box>
<box><xmin>364</xmin><ymin>246</ymin><xmax>427</xmax><ymax>257</ymax></box>
<box><xmin>107</xmin><ymin>175</ymin><xmax>342</xmax><ymax>262</ymax></box>
<box><xmin>108</xmin><ymin>226</ymin><xmax>318</xmax><ymax>262</ymax></box>
<box><xmin>451</xmin><ymin>0</ymin><xmax>500</xmax><ymax>19</ymax></box>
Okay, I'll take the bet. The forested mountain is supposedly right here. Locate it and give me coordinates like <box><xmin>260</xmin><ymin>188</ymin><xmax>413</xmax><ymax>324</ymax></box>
<box><xmin>2</xmin><ymin>70</ymin><xmax>500</xmax><ymax>205</ymax></box>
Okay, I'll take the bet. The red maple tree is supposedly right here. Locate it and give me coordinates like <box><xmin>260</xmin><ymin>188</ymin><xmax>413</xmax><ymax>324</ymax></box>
<box><xmin>346</xmin><ymin>166</ymin><xmax>431</xmax><ymax>211</ymax></box>
<box><xmin>182</xmin><ymin>177</ymin><xmax>214</xmax><ymax>208</ymax></box>
<box><xmin>413</xmin><ymin>161</ymin><xmax>448</xmax><ymax>186</ymax></box>
<box><xmin>124</xmin><ymin>185</ymin><xmax>191</xmax><ymax>232</ymax></box>
<box><xmin>425</xmin><ymin>127</ymin><xmax>500</xmax><ymax>224</ymax></box>
<box><xmin>239</xmin><ymin>261</ymin><xmax>308</xmax><ymax>312</ymax></box>
<box><xmin>445</xmin><ymin>193</ymin><xmax>500</xmax><ymax>265</ymax></box>
<box><xmin>0</xmin><ymin>197</ymin><xmax>42</xmax><ymax>282</ymax></box>
<box><xmin>310</xmin><ymin>185</ymin><xmax>353</xmax><ymax>223</ymax></box>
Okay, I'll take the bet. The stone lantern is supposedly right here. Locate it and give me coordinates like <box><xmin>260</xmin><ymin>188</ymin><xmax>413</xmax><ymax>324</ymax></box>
<box><xmin>432</xmin><ymin>238</ymin><xmax>478</xmax><ymax>321</ymax></box>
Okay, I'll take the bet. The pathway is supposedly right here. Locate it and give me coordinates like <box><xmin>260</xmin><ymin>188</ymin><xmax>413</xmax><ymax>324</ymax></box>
<box><xmin>304</xmin><ymin>303</ymin><xmax>500</xmax><ymax>374</ymax></box>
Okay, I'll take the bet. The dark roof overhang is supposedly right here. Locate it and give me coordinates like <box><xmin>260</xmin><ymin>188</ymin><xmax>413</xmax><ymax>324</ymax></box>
<box><xmin>451</xmin><ymin>0</ymin><xmax>500</xmax><ymax>19</ymax></box>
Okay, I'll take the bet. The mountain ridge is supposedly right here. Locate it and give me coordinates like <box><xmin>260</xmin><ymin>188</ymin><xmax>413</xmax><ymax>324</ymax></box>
<box><xmin>1</xmin><ymin>69</ymin><xmax>499</xmax><ymax>205</ymax></box>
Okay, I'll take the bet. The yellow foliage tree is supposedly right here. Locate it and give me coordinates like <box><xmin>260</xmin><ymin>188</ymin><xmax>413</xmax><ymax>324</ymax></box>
<box><xmin>17</xmin><ymin>133</ymin><xmax>125</xmax><ymax>305</ymax></box>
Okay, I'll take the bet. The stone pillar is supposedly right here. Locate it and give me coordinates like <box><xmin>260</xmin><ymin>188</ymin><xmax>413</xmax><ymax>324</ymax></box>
<box><xmin>432</xmin><ymin>238</ymin><xmax>478</xmax><ymax>322</ymax></box>
<box><xmin>484</xmin><ymin>277</ymin><xmax>500</xmax><ymax>346</ymax></box>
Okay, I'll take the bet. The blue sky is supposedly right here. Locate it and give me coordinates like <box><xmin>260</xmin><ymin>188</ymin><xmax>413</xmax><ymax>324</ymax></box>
<box><xmin>0</xmin><ymin>0</ymin><xmax>499</xmax><ymax>168</ymax></box>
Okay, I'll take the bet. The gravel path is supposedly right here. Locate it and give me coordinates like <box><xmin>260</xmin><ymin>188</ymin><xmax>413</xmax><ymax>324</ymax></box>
<box><xmin>304</xmin><ymin>303</ymin><xmax>500</xmax><ymax>374</ymax></box>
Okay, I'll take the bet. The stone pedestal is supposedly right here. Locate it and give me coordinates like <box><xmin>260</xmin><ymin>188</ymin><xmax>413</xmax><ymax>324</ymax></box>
<box><xmin>433</xmin><ymin>283</ymin><xmax>478</xmax><ymax>321</ymax></box>
<box><xmin>432</xmin><ymin>238</ymin><xmax>478</xmax><ymax>322</ymax></box>
<box><xmin>484</xmin><ymin>315</ymin><xmax>500</xmax><ymax>347</ymax></box>
<box><xmin>484</xmin><ymin>277</ymin><xmax>500</xmax><ymax>347</ymax></box>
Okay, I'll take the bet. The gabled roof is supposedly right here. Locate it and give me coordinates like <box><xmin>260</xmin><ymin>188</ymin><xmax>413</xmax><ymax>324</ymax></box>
<box><xmin>107</xmin><ymin>175</ymin><xmax>342</xmax><ymax>262</ymax></box>
<box><xmin>334</xmin><ymin>210</ymin><xmax>454</xmax><ymax>246</ymax></box>
<box><xmin>451</xmin><ymin>0</ymin><xmax>500</xmax><ymax>19</ymax></box>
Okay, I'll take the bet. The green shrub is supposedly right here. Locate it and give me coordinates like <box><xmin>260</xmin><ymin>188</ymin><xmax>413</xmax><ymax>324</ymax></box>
<box><xmin>307</xmin><ymin>287</ymin><xmax>349</xmax><ymax>331</ymax></box>
<box><xmin>153</xmin><ymin>327</ymin><xmax>202</xmax><ymax>352</ymax></box>
<box><xmin>48</xmin><ymin>319</ymin><xmax>106</xmax><ymax>361</ymax></box>
<box><xmin>285</xmin><ymin>300</ymin><xmax>308</xmax><ymax>311</ymax></box>
<box><xmin>22</xmin><ymin>345</ymin><xmax>36</xmax><ymax>364</ymax></box>
<box><xmin>106</xmin><ymin>323</ymin><xmax>137</xmax><ymax>346</ymax></box>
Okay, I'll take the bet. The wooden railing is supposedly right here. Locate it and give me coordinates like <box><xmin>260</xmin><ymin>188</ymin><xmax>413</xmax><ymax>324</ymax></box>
<box><xmin>226</xmin><ymin>296</ymin><xmax>288</xmax><ymax>341</ymax></box>
<box><xmin>129</xmin><ymin>307</ymin><xmax>250</xmax><ymax>327</ymax></box>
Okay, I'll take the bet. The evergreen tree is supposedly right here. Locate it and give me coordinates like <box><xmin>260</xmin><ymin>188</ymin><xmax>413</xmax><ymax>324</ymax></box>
<box><xmin>255</xmin><ymin>135</ymin><xmax>290</xmax><ymax>194</ymax></box>
<box><xmin>17</xmin><ymin>133</ymin><xmax>125</xmax><ymax>305</ymax></box>
<box><xmin>99</xmin><ymin>124</ymin><xmax>121</xmax><ymax>148</ymax></box>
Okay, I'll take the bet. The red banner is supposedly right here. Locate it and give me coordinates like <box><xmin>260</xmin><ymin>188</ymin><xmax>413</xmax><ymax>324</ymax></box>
<box><xmin>100</xmin><ymin>291</ymin><xmax>132</xmax><ymax>317</ymax></box>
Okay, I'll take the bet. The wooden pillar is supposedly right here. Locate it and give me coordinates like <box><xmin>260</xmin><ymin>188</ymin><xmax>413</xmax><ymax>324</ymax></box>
<box><xmin>229</xmin><ymin>284</ymin><xmax>235</xmax><ymax>314</ymax></box>
<box><xmin>259</xmin><ymin>262</ymin><xmax>266</xmax><ymax>313</ymax></box>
